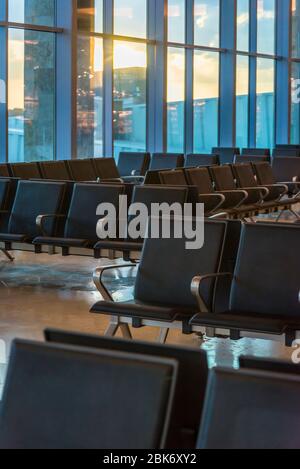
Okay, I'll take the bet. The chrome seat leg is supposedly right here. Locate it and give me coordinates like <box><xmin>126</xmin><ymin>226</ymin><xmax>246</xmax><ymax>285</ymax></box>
<box><xmin>158</xmin><ymin>328</ymin><xmax>169</xmax><ymax>344</ymax></box>
<box><xmin>1</xmin><ymin>249</ymin><xmax>14</xmax><ymax>262</ymax></box>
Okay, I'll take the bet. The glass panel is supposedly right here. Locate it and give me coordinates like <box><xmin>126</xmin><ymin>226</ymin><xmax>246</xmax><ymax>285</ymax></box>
<box><xmin>237</xmin><ymin>0</ymin><xmax>249</xmax><ymax>52</ymax></box>
<box><xmin>257</xmin><ymin>0</ymin><xmax>275</xmax><ymax>55</ymax></box>
<box><xmin>168</xmin><ymin>0</ymin><xmax>185</xmax><ymax>43</ymax></box>
<box><xmin>194</xmin><ymin>51</ymin><xmax>219</xmax><ymax>153</ymax></box>
<box><xmin>236</xmin><ymin>55</ymin><xmax>249</xmax><ymax>149</ymax></box>
<box><xmin>8</xmin><ymin>28</ymin><xmax>55</xmax><ymax>162</ymax></box>
<box><xmin>114</xmin><ymin>0</ymin><xmax>147</xmax><ymax>38</ymax></box>
<box><xmin>77</xmin><ymin>36</ymin><xmax>103</xmax><ymax>158</ymax></box>
<box><xmin>256</xmin><ymin>58</ymin><xmax>274</xmax><ymax>148</ymax></box>
<box><xmin>292</xmin><ymin>0</ymin><xmax>300</xmax><ymax>58</ymax></box>
<box><xmin>167</xmin><ymin>47</ymin><xmax>185</xmax><ymax>153</ymax></box>
<box><xmin>113</xmin><ymin>41</ymin><xmax>147</xmax><ymax>157</ymax></box>
<box><xmin>291</xmin><ymin>62</ymin><xmax>300</xmax><ymax>144</ymax></box>
<box><xmin>8</xmin><ymin>0</ymin><xmax>55</xmax><ymax>26</ymax></box>
<box><xmin>77</xmin><ymin>0</ymin><xmax>103</xmax><ymax>33</ymax></box>
<box><xmin>194</xmin><ymin>0</ymin><xmax>219</xmax><ymax>48</ymax></box>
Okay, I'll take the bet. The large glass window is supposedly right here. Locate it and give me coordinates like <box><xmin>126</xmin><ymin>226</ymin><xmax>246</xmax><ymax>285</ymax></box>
<box><xmin>291</xmin><ymin>62</ymin><xmax>300</xmax><ymax>144</ymax></box>
<box><xmin>113</xmin><ymin>41</ymin><xmax>147</xmax><ymax>156</ymax></box>
<box><xmin>237</xmin><ymin>0</ymin><xmax>249</xmax><ymax>52</ymax></box>
<box><xmin>167</xmin><ymin>48</ymin><xmax>185</xmax><ymax>152</ymax></box>
<box><xmin>292</xmin><ymin>0</ymin><xmax>300</xmax><ymax>58</ymax></box>
<box><xmin>194</xmin><ymin>51</ymin><xmax>219</xmax><ymax>153</ymax></box>
<box><xmin>77</xmin><ymin>0</ymin><xmax>103</xmax><ymax>33</ymax></box>
<box><xmin>257</xmin><ymin>0</ymin><xmax>275</xmax><ymax>55</ymax></box>
<box><xmin>6</xmin><ymin>1</ymin><xmax>56</xmax><ymax>162</ymax></box>
<box><xmin>194</xmin><ymin>0</ymin><xmax>219</xmax><ymax>47</ymax></box>
<box><xmin>114</xmin><ymin>0</ymin><xmax>147</xmax><ymax>39</ymax></box>
<box><xmin>168</xmin><ymin>0</ymin><xmax>185</xmax><ymax>43</ymax></box>
<box><xmin>236</xmin><ymin>55</ymin><xmax>249</xmax><ymax>149</ymax></box>
<box><xmin>256</xmin><ymin>58</ymin><xmax>275</xmax><ymax>148</ymax></box>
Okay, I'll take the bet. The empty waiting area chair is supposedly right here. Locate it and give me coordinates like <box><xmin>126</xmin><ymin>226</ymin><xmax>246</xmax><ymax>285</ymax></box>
<box><xmin>241</xmin><ymin>148</ymin><xmax>271</xmax><ymax>157</ymax></box>
<box><xmin>150</xmin><ymin>153</ymin><xmax>184</xmax><ymax>171</ymax></box>
<box><xmin>0</xmin><ymin>180</ymin><xmax>68</xmax><ymax>250</ymax></box>
<box><xmin>185</xmin><ymin>154</ymin><xmax>220</xmax><ymax>168</ymax></box>
<box><xmin>273</xmin><ymin>148</ymin><xmax>300</xmax><ymax>158</ymax></box>
<box><xmin>118</xmin><ymin>152</ymin><xmax>151</xmax><ymax>177</ymax></box>
<box><xmin>0</xmin><ymin>164</ymin><xmax>12</xmax><ymax>178</ymax></box>
<box><xmin>0</xmin><ymin>340</ymin><xmax>177</xmax><ymax>449</ymax></box>
<box><xmin>272</xmin><ymin>157</ymin><xmax>300</xmax><ymax>193</ymax></box>
<box><xmin>212</xmin><ymin>147</ymin><xmax>240</xmax><ymax>164</ymax></box>
<box><xmin>234</xmin><ymin>155</ymin><xmax>270</xmax><ymax>164</ymax></box>
<box><xmin>67</xmin><ymin>159</ymin><xmax>97</xmax><ymax>181</ymax></box>
<box><xmin>198</xmin><ymin>368</ymin><xmax>300</xmax><ymax>449</ymax></box>
<box><xmin>190</xmin><ymin>223</ymin><xmax>300</xmax><ymax>346</ymax></box>
<box><xmin>33</xmin><ymin>183</ymin><xmax>125</xmax><ymax>257</ymax></box>
<box><xmin>10</xmin><ymin>162</ymin><xmax>41</xmax><ymax>179</ymax></box>
<box><xmin>45</xmin><ymin>330</ymin><xmax>208</xmax><ymax>449</ymax></box>
<box><xmin>39</xmin><ymin>161</ymin><xmax>71</xmax><ymax>181</ymax></box>
<box><xmin>93</xmin><ymin>158</ymin><xmax>121</xmax><ymax>181</ymax></box>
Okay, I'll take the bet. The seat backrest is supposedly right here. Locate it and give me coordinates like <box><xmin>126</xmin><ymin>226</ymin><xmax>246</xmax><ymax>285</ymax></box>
<box><xmin>273</xmin><ymin>148</ymin><xmax>300</xmax><ymax>158</ymax></box>
<box><xmin>232</xmin><ymin>163</ymin><xmax>258</xmax><ymax>188</ymax></box>
<box><xmin>10</xmin><ymin>162</ymin><xmax>41</xmax><ymax>179</ymax></box>
<box><xmin>118</xmin><ymin>152</ymin><xmax>151</xmax><ymax>177</ymax></box>
<box><xmin>185</xmin><ymin>154</ymin><xmax>220</xmax><ymax>168</ymax></box>
<box><xmin>144</xmin><ymin>170</ymin><xmax>161</xmax><ymax>185</ymax></box>
<box><xmin>212</xmin><ymin>147</ymin><xmax>240</xmax><ymax>164</ymax></box>
<box><xmin>0</xmin><ymin>164</ymin><xmax>12</xmax><ymax>177</ymax></box>
<box><xmin>198</xmin><ymin>367</ymin><xmax>300</xmax><ymax>449</ymax></box>
<box><xmin>45</xmin><ymin>330</ymin><xmax>208</xmax><ymax>449</ymax></box>
<box><xmin>93</xmin><ymin>158</ymin><xmax>120</xmax><ymax>180</ymax></box>
<box><xmin>209</xmin><ymin>165</ymin><xmax>236</xmax><ymax>191</ymax></box>
<box><xmin>272</xmin><ymin>157</ymin><xmax>300</xmax><ymax>182</ymax></box>
<box><xmin>39</xmin><ymin>161</ymin><xmax>71</xmax><ymax>181</ymax></box>
<box><xmin>150</xmin><ymin>154</ymin><xmax>184</xmax><ymax>171</ymax></box>
<box><xmin>0</xmin><ymin>340</ymin><xmax>177</xmax><ymax>449</ymax></box>
<box><xmin>159</xmin><ymin>169</ymin><xmax>188</xmax><ymax>186</ymax></box>
<box><xmin>132</xmin><ymin>185</ymin><xmax>188</xmax><ymax>208</ymax></box>
<box><xmin>252</xmin><ymin>162</ymin><xmax>275</xmax><ymax>185</ymax></box>
<box><xmin>241</xmin><ymin>148</ymin><xmax>271</xmax><ymax>156</ymax></box>
<box><xmin>8</xmin><ymin>181</ymin><xmax>67</xmax><ymax>237</ymax></box>
<box><xmin>0</xmin><ymin>179</ymin><xmax>18</xmax><ymax>231</ymax></box>
<box><xmin>239</xmin><ymin>356</ymin><xmax>300</xmax><ymax>375</ymax></box>
<box><xmin>184</xmin><ymin>167</ymin><xmax>214</xmax><ymax>194</ymax></box>
<box><xmin>230</xmin><ymin>223</ymin><xmax>300</xmax><ymax>317</ymax></box>
<box><xmin>64</xmin><ymin>183</ymin><xmax>124</xmax><ymax>240</ymax></box>
<box><xmin>135</xmin><ymin>219</ymin><xmax>227</xmax><ymax>310</ymax></box>
<box><xmin>67</xmin><ymin>159</ymin><xmax>97</xmax><ymax>181</ymax></box>
<box><xmin>234</xmin><ymin>155</ymin><xmax>270</xmax><ymax>164</ymax></box>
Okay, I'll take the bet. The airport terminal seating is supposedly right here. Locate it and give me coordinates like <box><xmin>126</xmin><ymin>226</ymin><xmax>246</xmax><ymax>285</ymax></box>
<box><xmin>10</xmin><ymin>162</ymin><xmax>42</xmax><ymax>179</ymax></box>
<box><xmin>118</xmin><ymin>152</ymin><xmax>151</xmax><ymax>177</ymax></box>
<box><xmin>0</xmin><ymin>339</ymin><xmax>177</xmax><ymax>449</ymax></box>
<box><xmin>150</xmin><ymin>153</ymin><xmax>185</xmax><ymax>171</ymax></box>
<box><xmin>185</xmin><ymin>154</ymin><xmax>220</xmax><ymax>168</ymax></box>
<box><xmin>234</xmin><ymin>155</ymin><xmax>270</xmax><ymax>164</ymax></box>
<box><xmin>212</xmin><ymin>147</ymin><xmax>240</xmax><ymax>164</ymax></box>
<box><xmin>241</xmin><ymin>148</ymin><xmax>271</xmax><ymax>156</ymax></box>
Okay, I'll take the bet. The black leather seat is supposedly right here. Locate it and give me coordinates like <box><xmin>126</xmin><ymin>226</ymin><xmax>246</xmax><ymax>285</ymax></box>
<box><xmin>10</xmin><ymin>162</ymin><xmax>41</xmax><ymax>179</ymax></box>
<box><xmin>272</xmin><ymin>157</ymin><xmax>300</xmax><ymax>194</ymax></box>
<box><xmin>0</xmin><ymin>178</ymin><xmax>18</xmax><ymax>232</ymax></box>
<box><xmin>0</xmin><ymin>181</ymin><xmax>68</xmax><ymax>249</ymax></box>
<box><xmin>118</xmin><ymin>152</ymin><xmax>151</xmax><ymax>177</ymax></box>
<box><xmin>241</xmin><ymin>148</ymin><xmax>271</xmax><ymax>156</ymax></box>
<box><xmin>93</xmin><ymin>158</ymin><xmax>121</xmax><ymax>180</ymax></box>
<box><xmin>45</xmin><ymin>329</ymin><xmax>208</xmax><ymax>449</ymax></box>
<box><xmin>94</xmin><ymin>185</ymin><xmax>189</xmax><ymax>260</ymax></box>
<box><xmin>273</xmin><ymin>148</ymin><xmax>300</xmax><ymax>157</ymax></box>
<box><xmin>212</xmin><ymin>147</ymin><xmax>240</xmax><ymax>164</ymax></box>
<box><xmin>159</xmin><ymin>169</ymin><xmax>225</xmax><ymax>216</ymax></box>
<box><xmin>91</xmin><ymin>219</ymin><xmax>228</xmax><ymax>335</ymax></box>
<box><xmin>190</xmin><ymin>223</ymin><xmax>300</xmax><ymax>346</ymax></box>
<box><xmin>0</xmin><ymin>339</ymin><xmax>177</xmax><ymax>449</ymax></box>
<box><xmin>185</xmin><ymin>154</ymin><xmax>220</xmax><ymax>168</ymax></box>
<box><xmin>0</xmin><ymin>164</ymin><xmax>12</xmax><ymax>177</ymax></box>
<box><xmin>234</xmin><ymin>155</ymin><xmax>270</xmax><ymax>164</ymax></box>
<box><xmin>39</xmin><ymin>161</ymin><xmax>72</xmax><ymax>180</ymax></box>
<box><xmin>33</xmin><ymin>183</ymin><xmax>125</xmax><ymax>257</ymax></box>
<box><xmin>197</xmin><ymin>367</ymin><xmax>300</xmax><ymax>449</ymax></box>
<box><xmin>150</xmin><ymin>154</ymin><xmax>184</xmax><ymax>171</ymax></box>
<box><xmin>239</xmin><ymin>356</ymin><xmax>300</xmax><ymax>375</ymax></box>
<box><xmin>67</xmin><ymin>159</ymin><xmax>97</xmax><ymax>181</ymax></box>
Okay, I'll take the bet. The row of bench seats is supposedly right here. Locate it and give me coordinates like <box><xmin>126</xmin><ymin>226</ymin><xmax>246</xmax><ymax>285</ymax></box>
<box><xmin>1</xmin><ymin>152</ymin><xmax>300</xmax><ymax>183</ymax></box>
<box><xmin>146</xmin><ymin>162</ymin><xmax>300</xmax><ymax>220</ymax></box>
<box><xmin>91</xmin><ymin>219</ymin><xmax>300</xmax><ymax>347</ymax></box>
<box><xmin>214</xmin><ymin>145</ymin><xmax>300</xmax><ymax>163</ymax></box>
<box><xmin>0</xmin><ymin>332</ymin><xmax>299</xmax><ymax>449</ymax></box>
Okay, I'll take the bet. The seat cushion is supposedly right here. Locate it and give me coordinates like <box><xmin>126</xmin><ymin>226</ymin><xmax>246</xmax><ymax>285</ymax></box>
<box><xmin>33</xmin><ymin>237</ymin><xmax>93</xmax><ymax>248</ymax></box>
<box><xmin>190</xmin><ymin>311</ymin><xmax>300</xmax><ymax>335</ymax></box>
<box><xmin>94</xmin><ymin>240</ymin><xmax>143</xmax><ymax>252</ymax></box>
<box><xmin>91</xmin><ymin>300</ymin><xmax>197</xmax><ymax>323</ymax></box>
<box><xmin>0</xmin><ymin>233</ymin><xmax>28</xmax><ymax>243</ymax></box>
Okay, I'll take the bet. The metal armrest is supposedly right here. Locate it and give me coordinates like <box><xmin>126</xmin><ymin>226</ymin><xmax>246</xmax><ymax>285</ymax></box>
<box><xmin>217</xmin><ymin>190</ymin><xmax>248</xmax><ymax>209</ymax></box>
<box><xmin>198</xmin><ymin>193</ymin><xmax>225</xmax><ymax>215</ymax></box>
<box><xmin>93</xmin><ymin>264</ymin><xmax>137</xmax><ymax>301</ymax></box>
<box><xmin>36</xmin><ymin>214</ymin><xmax>66</xmax><ymax>236</ymax></box>
<box><xmin>191</xmin><ymin>272</ymin><xmax>233</xmax><ymax>313</ymax></box>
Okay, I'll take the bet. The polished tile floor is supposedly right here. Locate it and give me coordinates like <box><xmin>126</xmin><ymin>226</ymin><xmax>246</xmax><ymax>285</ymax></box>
<box><xmin>0</xmin><ymin>241</ymin><xmax>296</xmax><ymax>396</ymax></box>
